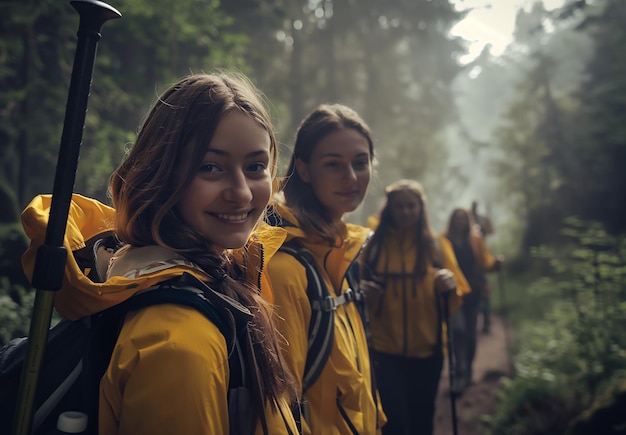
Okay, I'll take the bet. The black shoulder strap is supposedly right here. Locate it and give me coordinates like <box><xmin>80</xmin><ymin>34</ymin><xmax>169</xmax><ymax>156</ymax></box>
<box><xmin>279</xmin><ymin>241</ymin><xmax>334</xmax><ymax>394</ymax></box>
<box><xmin>85</xmin><ymin>278</ymin><xmax>245</xmax><ymax>433</ymax></box>
<box><xmin>278</xmin><ymin>240</ymin><xmax>368</xmax><ymax>391</ymax></box>
<box><xmin>122</xmin><ymin>287</ymin><xmax>233</xmax><ymax>346</ymax></box>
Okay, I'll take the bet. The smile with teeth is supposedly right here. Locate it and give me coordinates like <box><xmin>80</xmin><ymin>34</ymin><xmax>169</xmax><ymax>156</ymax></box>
<box><xmin>215</xmin><ymin>212</ymin><xmax>250</xmax><ymax>221</ymax></box>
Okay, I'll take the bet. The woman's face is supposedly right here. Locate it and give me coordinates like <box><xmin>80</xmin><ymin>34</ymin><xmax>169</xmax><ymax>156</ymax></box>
<box><xmin>389</xmin><ymin>190</ymin><xmax>422</xmax><ymax>230</ymax></box>
<box><xmin>296</xmin><ymin>128</ymin><xmax>371</xmax><ymax>223</ymax></box>
<box><xmin>451</xmin><ymin>211</ymin><xmax>469</xmax><ymax>233</ymax></box>
<box><xmin>177</xmin><ymin>111</ymin><xmax>272</xmax><ymax>251</ymax></box>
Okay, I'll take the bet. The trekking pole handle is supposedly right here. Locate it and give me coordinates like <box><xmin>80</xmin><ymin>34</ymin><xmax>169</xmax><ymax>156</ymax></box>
<box><xmin>13</xmin><ymin>3</ymin><xmax>120</xmax><ymax>435</ymax></box>
<box><xmin>32</xmin><ymin>0</ymin><xmax>121</xmax><ymax>291</ymax></box>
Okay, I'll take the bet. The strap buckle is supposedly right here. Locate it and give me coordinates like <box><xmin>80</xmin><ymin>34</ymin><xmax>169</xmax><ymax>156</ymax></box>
<box><xmin>320</xmin><ymin>288</ymin><xmax>357</xmax><ymax>311</ymax></box>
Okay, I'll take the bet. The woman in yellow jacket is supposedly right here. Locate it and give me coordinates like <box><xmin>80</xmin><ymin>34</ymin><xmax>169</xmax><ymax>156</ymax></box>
<box><xmin>22</xmin><ymin>73</ymin><xmax>299</xmax><ymax>434</ymax></box>
<box><xmin>266</xmin><ymin>104</ymin><xmax>385</xmax><ymax>434</ymax></box>
<box><xmin>443</xmin><ymin>208</ymin><xmax>503</xmax><ymax>395</ymax></box>
<box><xmin>359</xmin><ymin>179</ymin><xmax>469</xmax><ymax>435</ymax></box>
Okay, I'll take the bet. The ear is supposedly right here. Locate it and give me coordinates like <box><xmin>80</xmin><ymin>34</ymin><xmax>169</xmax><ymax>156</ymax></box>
<box><xmin>295</xmin><ymin>158</ymin><xmax>311</xmax><ymax>183</ymax></box>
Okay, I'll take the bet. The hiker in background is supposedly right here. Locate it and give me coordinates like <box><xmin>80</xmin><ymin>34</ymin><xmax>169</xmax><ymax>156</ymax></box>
<box><xmin>266</xmin><ymin>104</ymin><xmax>386</xmax><ymax>434</ymax></box>
<box><xmin>443</xmin><ymin>207</ymin><xmax>503</xmax><ymax>396</ymax></box>
<box><xmin>471</xmin><ymin>200</ymin><xmax>495</xmax><ymax>334</ymax></box>
<box><xmin>38</xmin><ymin>73</ymin><xmax>298</xmax><ymax>434</ymax></box>
<box><xmin>359</xmin><ymin>180</ymin><xmax>469</xmax><ymax>435</ymax></box>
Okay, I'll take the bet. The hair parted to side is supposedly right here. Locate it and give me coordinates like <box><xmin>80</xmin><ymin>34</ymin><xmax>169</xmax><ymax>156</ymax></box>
<box><xmin>364</xmin><ymin>179</ymin><xmax>440</xmax><ymax>277</ymax></box>
<box><xmin>282</xmin><ymin>103</ymin><xmax>374</xmax><ymax>244</ymax></box>
<box><xmin>108</xmin><ymin>72</ymin><xmax>295</xmax><ymax>417</ymax></box>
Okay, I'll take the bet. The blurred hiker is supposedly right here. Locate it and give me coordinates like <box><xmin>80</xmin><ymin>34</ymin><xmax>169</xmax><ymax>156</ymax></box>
<box><xmin>360</xmin><ymin>179</ymin><xmax>469</xmax><ymax>435</ymax></box>
<box><xmin>471</xmin><ymin>200</ymin><xmax>495</xmax><ymax>334</ymax></box>
<box><xmin>444</xmin><ymin>207</ymin><xmax>503</xmax><ymax>395</ymax></box>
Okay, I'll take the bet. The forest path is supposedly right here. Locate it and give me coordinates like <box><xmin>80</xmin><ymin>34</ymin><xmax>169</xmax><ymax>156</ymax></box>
<box><xmin>434</xmin><ymin>313</ymin><xmax>514</xmax><ymax>435</ymax></box>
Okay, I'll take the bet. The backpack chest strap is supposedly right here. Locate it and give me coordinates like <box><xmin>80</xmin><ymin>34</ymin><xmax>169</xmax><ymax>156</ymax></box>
<box><xmin>313</xmin><ymin>287</ymin><xmax>363</xmax><ymax>312</ymax></box>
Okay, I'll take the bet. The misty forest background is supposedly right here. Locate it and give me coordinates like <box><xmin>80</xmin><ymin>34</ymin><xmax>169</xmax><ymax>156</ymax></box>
<box><xmin>1</xmin><ymin>0</ymin><xmax>625</xmax><ymax>434</ymax></box>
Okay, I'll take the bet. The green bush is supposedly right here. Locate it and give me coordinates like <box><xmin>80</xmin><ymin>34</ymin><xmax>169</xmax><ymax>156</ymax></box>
<box><xmin>486</xmin><ymin>218</ymin><xmax>626</xmax><ymax>434</ymax></box>
<box><xmin>0</xmin><ymin>277</ymin><xmax>34</xmax><ymax>347</ymax></box>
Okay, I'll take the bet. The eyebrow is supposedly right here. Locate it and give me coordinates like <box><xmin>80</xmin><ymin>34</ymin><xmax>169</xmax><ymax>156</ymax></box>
<box><xmin>320</xmin><ymin>152</ymin><xmax>370</xmax><ymax>158</ymax></box>
<box><xmin>205</xmin><ymin>149</ymin><xmax>269</xmax><ymax>158</ymax></box>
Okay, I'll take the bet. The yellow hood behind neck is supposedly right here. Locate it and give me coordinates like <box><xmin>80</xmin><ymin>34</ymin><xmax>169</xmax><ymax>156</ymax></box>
<box><xmin>21</xmin><ymin>194</ymin><xmax>286</xmax><ymax>320</ymax></box>
<box><xmin>268</xmin><ymin>200</ymin><xmax>371</xmax><ymax>267</ymax></box>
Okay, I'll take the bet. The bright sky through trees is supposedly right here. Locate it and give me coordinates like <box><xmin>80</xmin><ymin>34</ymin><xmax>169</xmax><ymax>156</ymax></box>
<box><xmin>450</xmin><ymin>0</ymin><xmax>567</xmax><ymax>63</ymax></box>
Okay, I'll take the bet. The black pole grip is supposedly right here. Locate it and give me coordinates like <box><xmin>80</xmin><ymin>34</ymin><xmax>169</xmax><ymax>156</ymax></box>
<box><xmin>31</xmin><ymin>0</ymin><xmax>121</xmax><ymax>290</ymax></box>
<box><xmin>12</xmin><ymin>3</ymin><xmax>120</xmax><ymax>435</ymax></box>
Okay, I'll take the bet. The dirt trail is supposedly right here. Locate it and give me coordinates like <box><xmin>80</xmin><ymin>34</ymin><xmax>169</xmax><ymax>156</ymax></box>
<box><xmin>434</xmin><ymin>314</ymin><xmax>514</xmax><ymax>435</ymax></box>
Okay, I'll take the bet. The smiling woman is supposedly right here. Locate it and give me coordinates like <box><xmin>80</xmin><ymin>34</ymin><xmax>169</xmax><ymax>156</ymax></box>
<box><xmin>177</xmin><ymin>111</ymin><xmax>273</xmax><ymax>252</ymax></box>
<box><xmin>39</xmin><ymin>72</ymin><xmax>300</xmax><ymax>434</ymax></box>
<box><xmin>266</xmin><ymin>104</ymin><xmax>386</xmax><ymax>434</ymax></box>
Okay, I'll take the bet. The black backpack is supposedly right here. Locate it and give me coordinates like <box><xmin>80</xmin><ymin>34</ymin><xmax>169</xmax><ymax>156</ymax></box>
<box><xmin>0</xmin><ymin>246</ymin><xmax>248</xmax><ymax>435</ymax></box>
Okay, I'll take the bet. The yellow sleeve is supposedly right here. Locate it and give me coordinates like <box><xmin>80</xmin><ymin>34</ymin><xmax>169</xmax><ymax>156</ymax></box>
<box><xmin>266</xmin><ymin>252</ymin><xmax>312</xmax><ymax>396</ymax></box>
<box><xmin>473</xmin><ymin>234</ymin><xmax>496</xmax><ymax>271</ymax></box>
<box><xmin>439</xmin><ymin>236</ymin><xmax>470</xmax><ymax>295</ymax></box>
<box><xmin>366</xmin><ymin>215</ymin><xmax>379</xmax><ymax>230</ymax></box>
<box><xmin>100</xmin><ymin>305</ymin><xmax>230</xmax><ymax>435</ymax></box>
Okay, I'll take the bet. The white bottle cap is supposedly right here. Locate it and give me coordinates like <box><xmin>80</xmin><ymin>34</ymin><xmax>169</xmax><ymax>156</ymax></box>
<box><xmin>56</xmin><ymin>411</ymin><xmax>88</xmax><ymax>433</ymax></box>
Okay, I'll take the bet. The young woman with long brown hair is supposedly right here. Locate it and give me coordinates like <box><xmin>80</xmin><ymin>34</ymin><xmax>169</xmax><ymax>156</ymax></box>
<box><xmin>266</xmin><ymin>104</ymin><xmax>385</xmax><ymax>434</ymax></box>
<box><xmin>360</xmin><ymin>180</ymin><xmax>469</xmax><ymax>435</ymax></box>
<box><xmin>23</xmin><ymin>72</ymin><xmax>299</xmax><ymax>434</ymax></box>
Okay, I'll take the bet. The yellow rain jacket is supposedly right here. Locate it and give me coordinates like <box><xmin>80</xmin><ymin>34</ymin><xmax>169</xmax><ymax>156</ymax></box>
<box><xmin>266</xmin><ymin>203</ymin><xmax>386</xmax><ymax>435</ymax></box>
<box><xmin>21</xmin><ymin>194</ymin><xmax>298</xmax><ymax>435</ymax></box>
<box><xmin>442</xmin><ymin>229</ymin><xmax>498</xmax><ymax>294</ymax></box>
<box><xmin>470</xmin><ymin>231</ymin><xmax>497</xmax><ymax>272</ymax></box>
<box><xmin>364</xmin><ymin>228</ymin><xmax>469</xmax><ymax>358</ymax></box>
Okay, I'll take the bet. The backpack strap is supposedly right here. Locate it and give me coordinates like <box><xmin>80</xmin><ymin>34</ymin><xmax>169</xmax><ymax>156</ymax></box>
<box><xmin>85</xmin><ymin>273</ymin><xmax>250</xmax><ymax>435</ymax></box>
<box><xmin>279</xmin><ymin>242</ymin><xmax>334</xmax><ymax>394</ymax></box>
<box><xmin>281</xmin><ymin>240</ymin><xmax>381</xmax><ymax>431</ymax></box>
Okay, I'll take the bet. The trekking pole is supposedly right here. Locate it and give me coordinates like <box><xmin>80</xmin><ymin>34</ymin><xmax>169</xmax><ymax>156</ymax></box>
<box><xmin>442</xmin><ymin>293</ymin><xmax>459</xmax><ymax>435</ymax></box>
<box><xmin>12</xmin><ymin>2</ymin><xmax>121</xmax><ymax>434</ymax></box>
<box><xmin>498</xmin><ymin>266</ymin><xmax>515</xmax><ymax>376</ymax></box>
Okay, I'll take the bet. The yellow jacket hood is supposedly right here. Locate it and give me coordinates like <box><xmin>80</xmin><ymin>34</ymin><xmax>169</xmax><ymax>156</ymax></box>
<box><xmin>21</xmin><ymin>194</ymin><xmax>286</xmax><ymax>320</ymax></box>
<box><xmin>269</xmin><ymin>200</ymin><xmax>371</xmax><ymax>276</ymax></box>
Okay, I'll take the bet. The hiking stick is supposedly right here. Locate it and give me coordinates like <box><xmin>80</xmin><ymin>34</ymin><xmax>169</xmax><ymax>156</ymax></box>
<box><xmin>12</xmin><ymin>2</ymin><xmax>121</xmax><ymax>434</ymax></box>
<box><xmin>442</xmin><ymin>293</ymin><xmax>459</xmax><ymax>435</ymax></box>
<box><xmin>498</xmin><ymin>266</ymin><xmax>515</xmax><ymax>376</ymax></box>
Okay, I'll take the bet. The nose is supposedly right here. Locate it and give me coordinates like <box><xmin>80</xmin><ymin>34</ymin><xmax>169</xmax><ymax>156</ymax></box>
<box><xmin>224</xmin><ymin>170</ymin><xmax>253</xmax><ymax>204</ymax></box>
<box><xmin>343</xmin><ymin>164</ymin><xmax>358</xmax><ymax>182</ymax></box>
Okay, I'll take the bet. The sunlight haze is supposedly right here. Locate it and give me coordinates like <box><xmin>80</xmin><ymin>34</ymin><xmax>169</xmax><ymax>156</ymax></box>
<box><xmin>451</xmin><ymin>0</ymin><xmax>567</xmax><ymax>62</ymax></box>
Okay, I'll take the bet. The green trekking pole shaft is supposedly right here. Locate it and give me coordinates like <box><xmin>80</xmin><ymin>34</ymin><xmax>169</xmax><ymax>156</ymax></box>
<box><xmin>12</xmin><ymin>2</ymin><xmax>121</xmax><ymax>434</ymax></box>
<box><xmin>442</xmin><ymin>293</ymin><xmax>459</xmax><ymax>435</ymax></box>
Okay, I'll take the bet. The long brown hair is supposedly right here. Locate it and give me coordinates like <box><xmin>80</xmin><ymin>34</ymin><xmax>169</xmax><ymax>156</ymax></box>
<box><xmin>444</xmin><ymin>207</ymin><xmax>474</xmax><ymax>245</ymax></box>
<box><xmin>363</xmin><ymin>179</ymin><xmax>440</xmax><ymax>277</ymax></box>
<box><xmin>282</xmin><ymin>103</ymin><xmax>374</xmax><ymax>244</ymax></box>
<box><xmin>109</xmin><ymin>72</ymin><xmax>294</xmax><ymax>420</ymax></box>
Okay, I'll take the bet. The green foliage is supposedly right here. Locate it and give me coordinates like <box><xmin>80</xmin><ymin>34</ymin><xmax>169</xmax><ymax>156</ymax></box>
<box><xmin>487</xmin><ymin>219</ymin><xmax>626</xmax><ymax>434</ymax></box>
<box><xmin>0</xmin><ymin>222</ymin><xmax>29</xmax><ymax>287</ymax></box>
<box><xmin>567</xmin><ymin>377</ymin><xmax>626</xmax><ymax>435</ymax></box>
<box><xmin>575</xmin><ymin>0</ymin><xmax>626</xmax><ymax>233</ymax></box>
<box><xmin>0</xmin><ymin>182</ymin><xmax>20</xmax><ymax>223</ymax></box>
<box><xmin>1</xmin><ymin>0</ymin><xmax>251</xmax><ymax>206</ymax></box>
<box><xmin>0</xmin><ymin>278</ymin><xmax>34</xmax><ymax>347</ymax></box>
